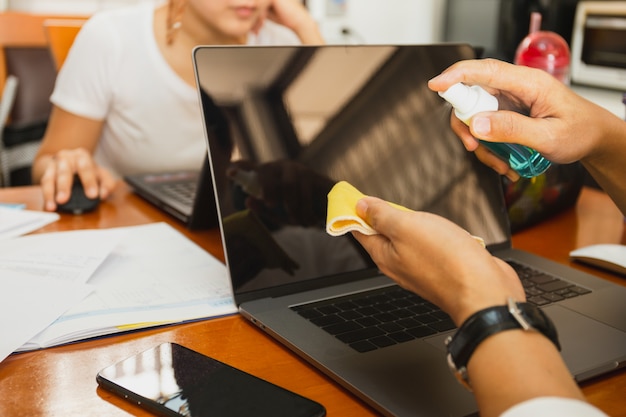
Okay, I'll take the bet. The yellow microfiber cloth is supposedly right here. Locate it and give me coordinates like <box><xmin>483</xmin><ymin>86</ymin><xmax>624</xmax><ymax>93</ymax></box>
<box><xmin>326</xmin><ymin>180</ymin><xmax>485</xmax><ymax>247</ymax></box>
<box><xmin>326</xmin><ymin>181</ymin><xmax>410</xmax><ymax>236</ymax></box>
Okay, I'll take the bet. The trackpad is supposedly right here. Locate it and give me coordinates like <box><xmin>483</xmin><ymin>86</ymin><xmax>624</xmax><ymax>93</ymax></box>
<box><xmin>562</xmin><ymin>287</ymin><xmax>626</xmax><ymax>332</ymax></box>
<box><xmin>425</xmin><ymin>305</ymin><xmax>626</xmax><ymax>382</ymax></box>
<box><xmin>542</xmin><ymin>305</ymin><xmax>626</xmax><ymax>380</ymax></box>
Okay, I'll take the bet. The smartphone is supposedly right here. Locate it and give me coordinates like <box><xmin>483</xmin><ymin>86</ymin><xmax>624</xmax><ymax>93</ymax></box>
<box><xmin>96</xmin><ymin>342</ymin><xmax>326</xmax><ymax>417</ymax></box>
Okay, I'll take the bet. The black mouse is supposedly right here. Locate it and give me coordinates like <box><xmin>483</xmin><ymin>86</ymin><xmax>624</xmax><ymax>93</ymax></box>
<box><xmin>56</xmin><ymin>174</ymin><xmax>101</xmax><ymax>214</ymax></box>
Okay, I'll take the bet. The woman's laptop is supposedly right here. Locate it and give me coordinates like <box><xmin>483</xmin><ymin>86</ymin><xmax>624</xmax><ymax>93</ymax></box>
<box><xmin>193</xmin><ymin>43</ymin><xmax>626</xmax><ymax>417</ymax></box>
<box><xmin>124</xmin><ymin>157</ymin><xmax>217</xmax><ymax>230</ymax></box>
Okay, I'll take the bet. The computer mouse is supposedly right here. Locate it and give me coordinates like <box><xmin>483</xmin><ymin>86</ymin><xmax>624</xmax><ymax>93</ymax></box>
<box><xmin>570</xmin><ymin>244</ymin><xmax>626</xmax><ymax>277</ymax></box>
<box><xmin>56</xmin><ymin>175</ymin><xmax>101</xmax><ymax>214</ymax></box>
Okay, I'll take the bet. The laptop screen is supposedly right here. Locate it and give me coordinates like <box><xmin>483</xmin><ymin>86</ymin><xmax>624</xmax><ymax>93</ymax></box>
<box><xmin>194</xmin><ymin>44</ymin><xmax>510</xmax><ymax>301</ymax></box>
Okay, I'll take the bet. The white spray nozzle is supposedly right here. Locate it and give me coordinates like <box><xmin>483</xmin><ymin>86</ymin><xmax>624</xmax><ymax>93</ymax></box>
<box><xmin>438</xmin><ymin>83</ymin><xmax>498</xmax><ymax>125</ymax></box>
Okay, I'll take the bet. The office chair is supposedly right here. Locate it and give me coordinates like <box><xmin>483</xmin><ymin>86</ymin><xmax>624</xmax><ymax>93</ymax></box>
<box><xmin>0</xmin><ymin>13</ymin><xmax>62</xmax><ymax>187</ymax></box>
<box><xmin>0</xmin><ymin>47</ymin><xmax>55</xmax><ymax>187</ymax></box>
<box><xmin>0</xmin><ymin>74</ymin><xmax>18</xmax><ymax>187</ymax></box>
<box><xmin>43</xmin><ymin>18</ymin><xmax>86</xmax><ymax>71</ymax></box>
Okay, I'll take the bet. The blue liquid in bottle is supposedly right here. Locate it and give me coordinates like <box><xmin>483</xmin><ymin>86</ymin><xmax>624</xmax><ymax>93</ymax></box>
<box><xmin>439</xmin><ymin>83</ymin><xmax>551</xmax><ymax>178</ymax></box>
<box><xmin>481</xmin><ymin>142</ymin><xmax>552</xmax><ymax>178</ymax></box>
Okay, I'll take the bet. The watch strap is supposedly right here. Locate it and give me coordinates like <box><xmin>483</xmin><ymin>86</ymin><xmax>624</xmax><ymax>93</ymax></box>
<box><xmin>446</xmin><ymin>298</ymin><xmax>560</xmax><ymax>390</ymax></box>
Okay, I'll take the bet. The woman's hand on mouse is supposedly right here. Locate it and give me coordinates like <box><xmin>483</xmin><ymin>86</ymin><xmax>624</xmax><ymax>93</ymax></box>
<box><xmin>40</xmin><ymin>148</ymin><xmax>116</xmax><ymax>211</ymax></box>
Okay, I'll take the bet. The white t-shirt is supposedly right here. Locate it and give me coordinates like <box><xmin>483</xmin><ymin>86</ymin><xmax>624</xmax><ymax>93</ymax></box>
<box><xmin>51</xmin><ymin>3</ymin><xmax>300</xmax><ymax>178</ymax></box>
<box><xmin>501</xmin><ymin>397</ymin><xmax>609</xmax><ymax>417</ymax></box>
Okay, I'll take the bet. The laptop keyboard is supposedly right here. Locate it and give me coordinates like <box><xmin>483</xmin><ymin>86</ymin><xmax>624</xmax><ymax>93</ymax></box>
<box><xmin>292</xmin><ymin>260</ymin><xmax>592</xmax><ymax>353</ymax></box>
<box><xmin>293</xmin><ymin>286</ymin><xmax>451</xmax><ymax>353</ymax></box>
<box><xmin>508</xmin><ymin>260</ymin><xmax>592</xmax><ymax>305</ymax></box>
<box><xmin>157</xmin><ymin>182</ymin><xmax>197</xmax><ymax>206</ymax></box>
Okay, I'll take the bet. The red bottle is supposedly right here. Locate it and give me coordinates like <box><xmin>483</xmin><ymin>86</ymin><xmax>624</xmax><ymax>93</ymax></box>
<box><xmin>515</xmin><ymin>12</ymin><xmax>570</xmax><ymax>84</ymax></box>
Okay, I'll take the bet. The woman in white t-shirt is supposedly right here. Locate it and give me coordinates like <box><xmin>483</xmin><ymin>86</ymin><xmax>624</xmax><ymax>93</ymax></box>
<box><xmin>33</xmin><ymin>0</ymin><xmax>323</xmax><ymax>211</ymax></box>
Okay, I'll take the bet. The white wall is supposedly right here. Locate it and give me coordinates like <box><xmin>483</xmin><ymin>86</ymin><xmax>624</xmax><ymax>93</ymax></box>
<box><xmin>445</xmin><ymin>0</ymin><xmax>500</xmax><ymax>56</ymax></box>
<box><xmin>307</xmin><ymin>0</ymin><xmax>446</xmax><ymax>44</ymax></box>
<box><xmin>5</xmin><ymin>0</ymin><xmax>159</xmax><ymax>14</ymax></box>
<box><xmin>5</xmin><ymin>0</ymin><xmax>446</xmax><ymax>45</ymax></box>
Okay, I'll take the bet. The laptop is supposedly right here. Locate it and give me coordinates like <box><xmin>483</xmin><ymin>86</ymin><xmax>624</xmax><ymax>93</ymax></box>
<box><xmin>193</xmin><ymin>44</ymin><xmax>626</xmax><ymax>417</ymax></box>
<box><xmin>124</xmin><ymin>157</ymin><xmax>218</xmax><ymax>230</ymax></box>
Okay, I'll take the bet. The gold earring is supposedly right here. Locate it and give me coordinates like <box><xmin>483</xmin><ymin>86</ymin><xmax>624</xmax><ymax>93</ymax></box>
<box><xmin>166</xmin><ymin>0</ymin><xmax>187</xmax><ymax>45</ymax></box>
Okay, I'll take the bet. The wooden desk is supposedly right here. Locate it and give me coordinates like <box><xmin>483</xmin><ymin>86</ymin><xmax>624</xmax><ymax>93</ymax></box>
<box><xmin>0</xmin><ymin>183</ymin><xmax>625</xmax><ymax>417</ymax></box>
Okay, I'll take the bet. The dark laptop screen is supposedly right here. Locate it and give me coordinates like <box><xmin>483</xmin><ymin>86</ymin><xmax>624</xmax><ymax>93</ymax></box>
<box><xmin>194</xmin><ymin>45</ymin><xmax>510</xmax><ymax>300</ymax></box>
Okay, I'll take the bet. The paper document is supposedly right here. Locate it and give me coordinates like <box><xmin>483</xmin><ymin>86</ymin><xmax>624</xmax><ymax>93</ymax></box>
<box><xmin>0</xmin><ymin>228</ymin><xmax>126</xmax><ymax>362</ymax></box>
<box><xmin>0</xmin><ymin>227</ymin><xmax>127</xmax><ymax>283</ymax></box>
<box><xmin>0</xmin><ymin>278</ymin><xmax>93</xmax><ymax>363</ymax></box>
<box><xmin>17</xmin><ymin>222</ymin><xmax>236</xmax><ymax>352</ymax></box>
<box><xmin>0</xmin><ymin>207</ymin><xmax>59</xmax><ymax>239</ymax></box>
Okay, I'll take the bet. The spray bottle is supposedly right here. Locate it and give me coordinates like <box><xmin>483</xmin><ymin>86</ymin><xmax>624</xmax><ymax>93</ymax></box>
<box><xmin>439</xmin><ymin>83</ymin><xmax>552</xmax><ymax>178</ymax></box>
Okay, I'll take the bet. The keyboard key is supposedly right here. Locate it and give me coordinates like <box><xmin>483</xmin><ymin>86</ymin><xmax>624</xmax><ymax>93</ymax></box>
<box><xmin>350</xmin><ymin>340</ymin><xmax>377</xmax><ymax>353</ymax></box>
<box><xmin>370</xmin><ymin>336</ymin><xmax>397</xmax><ymax>348</ymax></box>
<box><xmin>378</xmin><ymin>322</ymin><xmax>403</xmax><ymax>333</ymax></box>
<box><xmin>525</xmin><ymin>287</ymin><xmax>544</xmax><ymax>296</ymax></box>
<box><xmin>542</xmin><ymin>293</ymin><xmax>565</xmax><ymax>302</ymax></box>
<box><xmin>338</xmin><ymin>310</ymin><xmax>363</xmax><ymax>320</ymax></box>
<box><xmin>528</xmin><ymin>273</ymin><xmax>557</xmax><ymax>285</ymax></box>
<box><xmin>407</xmin><ymin>326</ymin><xmax>437</xmax><ymax>338</ymax></box>
<box><xmin>324</xmin><ymin>321</ymin><xmax>362</xmax><ymax>335</ymax></box>
<box><xmin>527</xmin><ymin>296</ymin><xmax>552</xmax><ymax>306</ymax></box>
<box><xmin>408</xmin><ymin>305</ymin><xmax>431</xmax><ymax>315</ymax></box>
<box><xmin>388</xmin><ymin>331</ymin><xmax>415</xmax><ymax>343</ymax></box>
<box><xmin>376</xmin><ymin>302</ymin><xmax>399</xmax><ymax>312</ymax></box>
<box><xmin>394</xmin><ymin>318</ymin><xmax>423</xmax><ymax>329</ymax></box>
<box><xmin>297</xmin><ymin>309</ymin><xmax>322</xmax><ymax>319</ymax></box>
<box><xmin>393</xmin><ymin>298</ymin><xmax>416</xmax><ymax>308</ymax></box>
<box><xmin>537</xmin><ymin>280</ymin><xmax>572</xmax><ymax>292</ymax></box>
<box><xmin>318</xmin><ymin>305</ymin><xmax>341</xmax><ymax>315</ymax></box>
<box><xmin>391</xmin><ymin>309</ymin><xmax>415</xmax><ymax>319</ymax></box>
<box><xmin>310</xmin><ymin>314</ymin><xmax>343</xmax><ymax>327</ymax></box>
<box><xmin>415</xmin><ymin>314</ymin><xmax>439</xmax><ymax>324</ymax></box>
<box><xmin>355</xmin><ymin>316</ymin><xmax>381</xmax><ymax>327</ymax></box>
<box><xmin>373</xmin><ymin>313</ymin><xmax>398</xmax><ymax>323</ymax></box>
<box><xmin>571</xmin><ymin>286</ymin><xmax>592</xmax><ymax>295</ymax></box>
<box><xmin>356</xmin><ymin>306</ymin><xmax>379</xmax><ymax>316</ymax></box>
<box><xmin>429</xmin><ymin>319</ymin><xmax>456</xmax><ymax>332</ymax></box>
<box><xmin>336</xmin><ymin>301</ymin><xmax>359</xmax><ymax>311</ymax></box>
<box><xmin>337</xmin><ymin>327</ymin><xmax>385</xmax><ymax>344</ymax></box>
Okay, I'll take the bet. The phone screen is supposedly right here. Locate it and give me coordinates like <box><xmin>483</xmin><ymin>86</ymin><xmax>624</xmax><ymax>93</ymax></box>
<box><xmin>96</xmin><ymin>342</ymin><xmax>326</xmax><ymax>417</ymax></box>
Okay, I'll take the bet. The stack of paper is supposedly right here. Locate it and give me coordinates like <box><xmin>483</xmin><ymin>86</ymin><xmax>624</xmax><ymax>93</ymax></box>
<box><xmin>0</xmin><ymin>206</ymin><xmax>59</xmax><ymax>239</ymax></box>
<box><xmin>0</xmin><ymin>226</ymin><xmax>124</xmax><ymax>362</ymax></box>
<box><xmin>0</xmin><ymin>222</ymin><xmax>236</xmax><ymax>362</ymax></box>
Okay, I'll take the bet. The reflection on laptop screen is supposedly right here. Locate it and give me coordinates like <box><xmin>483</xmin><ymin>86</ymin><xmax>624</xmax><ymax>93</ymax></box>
<box><xmin>195</xmin><ymin>45</ymin><xmax>509</xmax><ymax>299</ymax></box>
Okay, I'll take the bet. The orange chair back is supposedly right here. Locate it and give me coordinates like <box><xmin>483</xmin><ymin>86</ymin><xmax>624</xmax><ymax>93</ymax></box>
<box><xmin>43</xmin><ymin>18</ymin><xmax>86</xmax><ymax>71</ymax></box>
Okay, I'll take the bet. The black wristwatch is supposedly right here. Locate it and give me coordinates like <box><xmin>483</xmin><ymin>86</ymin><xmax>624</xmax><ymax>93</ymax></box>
<box><xmin>445</xmin><ymin>297</ymin><xmax>560</xmax><ymax>391</ymax></box>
